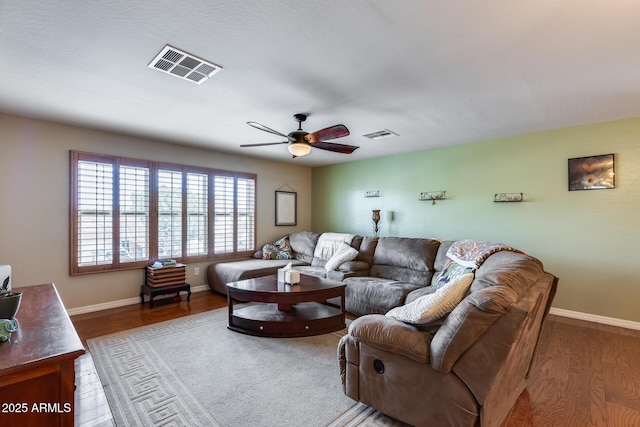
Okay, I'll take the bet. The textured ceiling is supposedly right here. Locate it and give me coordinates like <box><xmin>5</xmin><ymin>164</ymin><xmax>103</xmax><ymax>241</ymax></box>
<box><xmin>1</xmin><ymin>1</ymin><xmax>640</xmax><ymax>166</ymax></box>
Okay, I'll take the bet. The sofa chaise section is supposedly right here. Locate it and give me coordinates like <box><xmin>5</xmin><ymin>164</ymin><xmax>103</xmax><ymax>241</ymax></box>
<box><xmin>208</xmin><ymin>231</ymin><xmax>370</xmax><ymax>295</ymax></box>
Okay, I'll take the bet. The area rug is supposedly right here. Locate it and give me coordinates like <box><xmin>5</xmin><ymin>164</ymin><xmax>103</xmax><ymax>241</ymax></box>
<box><xmin>88</xmin><ymin>307</ymin><xmax>404</xmax><ymax>426</ymax></box>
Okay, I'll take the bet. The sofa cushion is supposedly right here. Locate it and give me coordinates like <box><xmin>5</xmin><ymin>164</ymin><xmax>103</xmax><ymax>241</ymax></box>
<box><xmin>356</xmin><ymin>237</ymin><xmax>378</xmax><ymax>265</ymax></box>
<box><xmin>344</xmin><ymin>277</ymin><xmax>423</xmax><ymax>316</ymax></box>
<box><xmin>288</xmin><ymin>231</ymin><xmax>320</xmax><ymax>263</ymax></box>
<box><xmin>385</xmin><ymin>273</ymin><xmax>474</xmax><ymax>324</ymax></box>
<box><xmin>325</xmin><ymin>242</ymin><xmax>359</xmax><ymax>271</ymax></box>
<box><xmin>370</xmin><ymin>237</ymin><xmax>440</xmax><ymax>285</ymax></box>
<box><xmin>433</xmin><ymin>241</ymin><xmax>454</xmax><ymax>275</ymax></box>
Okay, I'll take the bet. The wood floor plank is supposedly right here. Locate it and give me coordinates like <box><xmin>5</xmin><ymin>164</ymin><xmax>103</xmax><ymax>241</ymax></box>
<box><xmin>605</xmin><ymin>401</ymin><xmax>640</xmax><ymax>427</ymax></box>
<box><xmin>602</xmin><ymin>362</ymin><xmax>640</xmax><ymax>412</ymax></box>
<box><xmin>599</xmin><ymin>324</ymin><xmax>631</xmax><ymax>368</ymax></box>
<box><xmin>564</xmin><ymin>322</ymin><xmax>599</xmax><ymax>426</ymax></box>
<box><xmin>525</xmin><ymin>376</ymin><xmax>570</xmax><ymax>425</ymax></box>
<box><xmin>588</xmin><ymin>327</ymin><xmax>608</xmax><ymax>426</ymax></box>
<box><xmin>534</xmin><ymin>320</ymin><xmax>572</xmax><ymax>382</ymax></box>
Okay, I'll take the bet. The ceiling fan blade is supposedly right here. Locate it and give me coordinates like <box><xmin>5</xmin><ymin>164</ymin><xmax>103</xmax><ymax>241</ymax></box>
<box><xmin>312</xmin><ymin>141</ymin><xmax>359</xmax><ymax>154</ymax></box>
<box><xmin>247</xmin><ymin>121</ymin><xmax>294</xmax><ymax>141</ymax></box>
<box><xmin>240</xmin><ymin>141</ymin><xmax>288</xmax><ymax>147</ymax></box>
<box><xmin>305</xmin><ymin>124</ymin><xmax>349</xmax><ymax>143</ymax></box>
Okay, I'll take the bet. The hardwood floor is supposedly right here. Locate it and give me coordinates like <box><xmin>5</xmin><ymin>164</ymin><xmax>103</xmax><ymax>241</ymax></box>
<box><xmin>70</xmin><ymin>291</ymin><xmax>640</xmax><ymax>426</ymax></box>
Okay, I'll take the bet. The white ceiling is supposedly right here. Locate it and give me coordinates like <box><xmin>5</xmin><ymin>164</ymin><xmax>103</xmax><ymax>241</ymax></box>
<box><xmin>1</xmin><ymin>1</ymin><xmax>640</xmax><ymax>166</ymax></box>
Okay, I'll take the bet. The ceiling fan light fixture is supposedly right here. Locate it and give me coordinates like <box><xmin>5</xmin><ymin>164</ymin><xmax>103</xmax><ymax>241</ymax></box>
<box><xmin>288</xmin><ymin>142</ymin><xmax>311</xmax><ymax>157</ymax></box>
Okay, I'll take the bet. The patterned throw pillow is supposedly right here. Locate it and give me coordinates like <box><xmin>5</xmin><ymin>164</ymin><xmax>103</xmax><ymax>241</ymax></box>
<box><xmin>385</xmin><ymin>273</ymin><xmax>474</xmax><ymax>325</ymax></box>
<box><xmin>262</xmin><ymin>236</ymin><xmax>293</xmax><ymax>260</ymax></box>
<box><xmin>433</xmin><ymin>259</ymin><xmax>474</xmax><ymax>289</ymax></box>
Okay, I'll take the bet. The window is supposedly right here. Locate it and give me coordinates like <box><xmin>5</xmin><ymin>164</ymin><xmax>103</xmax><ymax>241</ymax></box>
<box><xmin>70</xmin><ymin>151</ymin><xmax>256</xmax><ymax>275</ymax></box>
<box><xmin>119</xmin><ymin>164</ymin><xmax>150</xmax><ymax>263</ymax></box>
<box><xmin>186</xmin><ymin>172</ymin><xmax>208</xmax><ymax>257</ymax></box>
<box><xmin>157</xmin><ymin>168</ymin><xmax>183</xmax><ymax>259</ymax></box>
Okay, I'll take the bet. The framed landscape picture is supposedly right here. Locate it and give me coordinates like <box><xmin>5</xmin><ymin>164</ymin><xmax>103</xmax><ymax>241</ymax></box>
<box><xmin>568</xmin><ymin>154</ymin><xmax>615</xmax><ymax>191</ymax></box>
<box><xmin>275</xmin><ymin>190</ymin><xmax>297</xmax><ymax>226</ymax></box>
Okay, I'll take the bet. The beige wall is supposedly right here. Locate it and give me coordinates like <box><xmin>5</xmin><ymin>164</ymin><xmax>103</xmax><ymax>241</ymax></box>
<box><xmin>312</xmin><ymin>117</ymin><xmax>640</xmax><ymax>323</ymax></box>
<box><xmin>0</xmin><ymin>113</ymin><xmax>311</xmax><ymax>310</ymax></box>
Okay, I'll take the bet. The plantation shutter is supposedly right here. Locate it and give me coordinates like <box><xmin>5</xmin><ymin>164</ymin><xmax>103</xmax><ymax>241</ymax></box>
<box><xmin>237</xmin><ymin>177</ymin><xmax>256</xmax><ymax>252</ymax></box>
<box><xmin>214</xmin><ymin>175</ymin><xmax>235</xmax><ymax>254</ymax></box>
<box><xmin>119</xmin><ymin>164</ymin><xmax>150</xmax><ymax>263</ymax></box>
<box><xmin>77</xmin><ymin>160</ymin><xmax>113</xmax><ymax>267</ymax></box>
<box><xmin>186</xmin><ymin>172</ymin><xmax>208</xmax><ymax>256</ymax></box>
<box><xmin>158</xmin><ymin>169</ymin><xmax>183</xmax><ymax>258</ymax></box>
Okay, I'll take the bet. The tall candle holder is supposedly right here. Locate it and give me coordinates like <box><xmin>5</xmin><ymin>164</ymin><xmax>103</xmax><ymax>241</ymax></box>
<box><xmin>372</xmin><ymin>210</ymin><xmax>381</xmax><ymax>236</ymax></box>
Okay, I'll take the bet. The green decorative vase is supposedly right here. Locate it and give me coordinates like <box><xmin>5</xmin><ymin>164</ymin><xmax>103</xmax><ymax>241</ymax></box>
<box><xmin>0</xmin><ymin>293</ymin><xmax>22</xmax><ymax>319</ymax></box>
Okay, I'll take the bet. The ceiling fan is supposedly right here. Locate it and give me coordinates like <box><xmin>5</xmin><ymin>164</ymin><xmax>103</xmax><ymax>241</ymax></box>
<box><xmin>241</xmin><ymin>113</ymin><xmax>359</xmax><ymax>157</ymax></box>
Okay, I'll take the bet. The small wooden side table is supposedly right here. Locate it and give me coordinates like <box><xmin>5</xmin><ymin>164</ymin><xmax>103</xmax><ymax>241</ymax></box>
<box><xmin>140</xmin><ymin>283</ymin><xmax>191</xmax><ymax>308</ymax></box>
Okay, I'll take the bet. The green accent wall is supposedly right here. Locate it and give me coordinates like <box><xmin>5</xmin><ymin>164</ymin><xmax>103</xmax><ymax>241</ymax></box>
<box><xmin>312</xmin><ymin>117</ymin><xmax>640</xmax><ymax>322</ymax></box>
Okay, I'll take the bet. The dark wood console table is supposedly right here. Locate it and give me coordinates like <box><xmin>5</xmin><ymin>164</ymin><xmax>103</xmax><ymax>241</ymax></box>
<box><xmin>0</xmin><ymin>283</ymin><xmax>85</xmax><ymax>427</ymax></box>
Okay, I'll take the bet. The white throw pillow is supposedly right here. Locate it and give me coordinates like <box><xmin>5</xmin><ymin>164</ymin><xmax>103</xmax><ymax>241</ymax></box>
<box><xmin>324</xmin><ymin>242</ymin><xmax>358</xmax><ymax>271</ymax></box>
<box><xmin>385</xmin><ymin>273</ymin><xmax>474</xmax><ymax>324</ymax></box>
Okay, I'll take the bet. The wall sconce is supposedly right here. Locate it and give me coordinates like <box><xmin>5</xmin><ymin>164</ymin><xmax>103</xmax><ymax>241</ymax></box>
<box><xmin>372</xmin><ymin>210</ymin><xmax>381</xmax><ymax>236</ymax></box>
<box><xmin>494</xmin><ymin>193</ymin><xmax>524</xmax><ymax>202</ymax></box>
<box><xmin>365</xmin><ymin>191</ymin><xmax>381</xmax><ymax>198</ymax></box>
<box><xmin>419</xmin><ymin>191</ymin><xmax>446</xmax><ymax>205</ymax></box>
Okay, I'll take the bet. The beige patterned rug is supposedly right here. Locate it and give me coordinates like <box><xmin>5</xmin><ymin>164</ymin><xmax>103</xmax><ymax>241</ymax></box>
<box><xmin>88</xmin><ymin>307</ymin><xmax>402</xmax><ymax>426</ymax></box>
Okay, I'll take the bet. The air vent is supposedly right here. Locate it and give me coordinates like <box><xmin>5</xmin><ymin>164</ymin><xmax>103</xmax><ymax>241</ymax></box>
<box><xmin>362</xmin><ymin>129</ymin><xmax>399</xmax><ymax>140</ymax></box>
<box><xmin>148</xmin><ymin>45</ymin><xmax>222</xmax><ymax>84</ymax></box>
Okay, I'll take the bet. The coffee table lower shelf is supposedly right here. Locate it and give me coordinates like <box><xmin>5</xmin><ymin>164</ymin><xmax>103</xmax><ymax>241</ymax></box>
<box><xmin>228</xmin><ymin>302</ymin><xmax>345</xmax><ymax>337</ymax></box>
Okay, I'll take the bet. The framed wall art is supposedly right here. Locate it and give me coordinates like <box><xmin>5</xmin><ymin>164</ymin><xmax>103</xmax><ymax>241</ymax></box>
<box><xmin>568</xmin><ymin>154</ymin><xmax>615</xmax><ymax>191</ymax></box>
<box><xmin>275</xmin><ymin>190</ymin><xmax>297</xmax><ymax>226</ymax></box>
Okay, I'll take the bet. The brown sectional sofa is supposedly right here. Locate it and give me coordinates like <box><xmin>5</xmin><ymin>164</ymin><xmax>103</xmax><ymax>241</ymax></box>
<box><xmin>208</xmin><ymin>231</ymin><xmax>557</xmax><ymax>427</ymax></box>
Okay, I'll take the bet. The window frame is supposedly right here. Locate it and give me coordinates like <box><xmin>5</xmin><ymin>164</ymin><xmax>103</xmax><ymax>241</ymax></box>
<box><xmin>70</xmin><ymin>151</ymin><xmax>257</xmax><ymax>275</ymax></box>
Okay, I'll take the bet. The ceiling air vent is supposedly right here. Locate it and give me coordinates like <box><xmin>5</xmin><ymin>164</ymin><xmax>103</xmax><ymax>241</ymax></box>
<box><xmin>148</xmin><ymin>45</ymin><xmax>222</xmax><ymax>84</ymax></box>
<box><xmin>362</xmin><ymin>129</ymin><xmax>399</xmax><ymax>140</ymax></box>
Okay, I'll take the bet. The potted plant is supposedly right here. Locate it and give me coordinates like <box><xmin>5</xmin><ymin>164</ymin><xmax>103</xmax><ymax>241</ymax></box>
<box><xmin>0</xmin><ymin>274</ymin><xmax>22</xmax><ymax>319</ymax></box>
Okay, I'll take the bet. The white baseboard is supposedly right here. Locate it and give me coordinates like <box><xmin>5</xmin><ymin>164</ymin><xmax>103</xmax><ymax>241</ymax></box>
<box><xmin>549</xmin><ymin>307</ymin><xmax>640</xmax><ymax>331</ymax></box>
<box><xmin>66</xmin><ymin>284</ymin><xmax>211</xmax><ymax>316</ymax></box>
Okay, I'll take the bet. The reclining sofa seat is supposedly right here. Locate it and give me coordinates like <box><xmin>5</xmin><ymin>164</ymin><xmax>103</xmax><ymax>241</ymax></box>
<box><xmin>338</xmin><ymin>240</ymin><xmax>558</xmax><ymax>427</ymax></box>
<box><xmin>343</xmin><ymin>236</ymin><xmax>440</xmax><ymax>316</ymax></box>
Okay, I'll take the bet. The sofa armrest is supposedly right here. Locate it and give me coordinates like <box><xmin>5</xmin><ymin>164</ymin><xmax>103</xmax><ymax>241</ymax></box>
<box><xmin>348</xmin><ymin>315</ymin><xmax>431</xmax><ymax>363</ymax></box>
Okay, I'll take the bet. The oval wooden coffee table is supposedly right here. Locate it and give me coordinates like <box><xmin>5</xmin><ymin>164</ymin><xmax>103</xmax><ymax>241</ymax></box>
<box><xmin>226</xmin><ymin>274</ymin><xmax>346</xmax><ymax>337</ymax></box>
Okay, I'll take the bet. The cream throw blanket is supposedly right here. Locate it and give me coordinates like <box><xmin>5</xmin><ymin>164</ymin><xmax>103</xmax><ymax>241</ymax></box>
<box><xmin>313</xmin><ymin>233</ymin><xmax>356</xmax><ymax>261</ymax></box>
